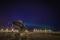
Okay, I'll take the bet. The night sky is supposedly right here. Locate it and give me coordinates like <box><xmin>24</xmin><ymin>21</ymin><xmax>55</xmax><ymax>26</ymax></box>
<box><xmin>0</xmin><ymin>0</ymin><xmax>60</xmax><ymax>30</ymax></box>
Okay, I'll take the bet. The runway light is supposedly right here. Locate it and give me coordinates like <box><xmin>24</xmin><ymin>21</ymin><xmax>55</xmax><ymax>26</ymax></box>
<box><xmin>1</xmin><ymin>29</ymin><xmax>4</xmax><ymax>31</ymax></box>
<box><xmin>12</xmin><ymin>28</ymin><xmax>14</xmax><ymax>31</ymax></box>
<box><xmin>25</xmin><ymin>30</ymin><xmax>29</xmax><ymax>32</ymax></box>
<box><xmin>20</xmin><ymin>33</ymin><xmax>25</xmax><ymax>36</ymax></box>
<box><xmin>14</xmin><ymin>30</ymin><xmax>19</xmax><ymax>32</ymax></box>
<box><xmin>5</xmin><ymin>28</ymin><xmax>8</xmax><ymax>32</ymax></box>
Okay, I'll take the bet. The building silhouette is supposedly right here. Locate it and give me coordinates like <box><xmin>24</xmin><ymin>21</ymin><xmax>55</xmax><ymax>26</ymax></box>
<box><xmin>12</xmin><ymin>20</ymin><xmax>26</xmax><ymax>32</ymax></box>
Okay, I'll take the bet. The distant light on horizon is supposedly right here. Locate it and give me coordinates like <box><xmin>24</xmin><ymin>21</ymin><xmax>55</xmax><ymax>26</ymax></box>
<box><xmin>0</xmin><ymin>28</ymin><xmax>19</xmax><ymax>33</ymax></box>
<box><xmin>33</xmin><ymin>28</ymin><xmax>52</xmax><ymax>32</ymax></box>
